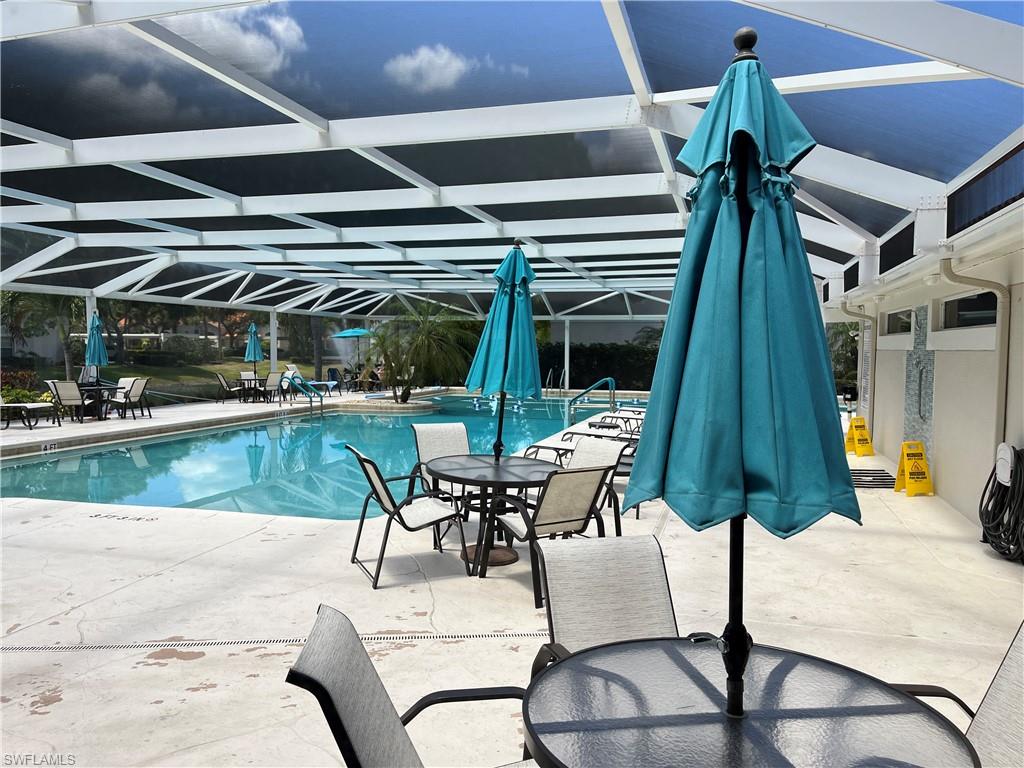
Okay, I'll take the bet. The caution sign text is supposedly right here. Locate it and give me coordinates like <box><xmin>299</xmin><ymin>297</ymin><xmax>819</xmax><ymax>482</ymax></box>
<box><xmin>895</xmin><ymin>441</ymin><xmax>934</xmax><ymax>497</ymax></box>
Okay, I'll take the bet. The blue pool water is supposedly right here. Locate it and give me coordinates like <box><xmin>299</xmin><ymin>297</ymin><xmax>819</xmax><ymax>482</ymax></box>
<box><xmin>0</xmin><ymin>396</ymin><xmax>570</xmax><ymax>520</ymax></box>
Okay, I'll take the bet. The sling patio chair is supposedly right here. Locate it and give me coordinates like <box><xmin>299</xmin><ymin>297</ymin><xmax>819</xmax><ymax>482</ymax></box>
<box><xmin>107</xmin><ymin>377</ymin><xmax>152</xmax><ymax>419</ymax></box>
<box><xmin>893</xmin><ymin>620</ymin><xmax>1022</xmax><ymax>768</ymax></box>
<box><xmin>494</xmin><ymin>465</ymin><xmax>612</xmax><ymax>608</ymax></box>
<box><xmin>53</xmin><ymin>381</ymin><xmax>95</xmax><ymax>423</ymax></box>
<box><xmin>286</xmin><ymin>605</ymin><xmax>534</xmax><ymax>768</ymax></box>
<box><xmin>530</xmin><ymin>535</ymin><xmax>679</xmax><ymax>678</ymax></box>
<box><xmin>214</xmin><ymin>372</ymin><xmax>244</xmax><ymax>403</ymax></box>
<box><xmin>257</xmin><ymin>371</ymin><xmax>284</xmax><ymax>403</ymax></box>
<box><xmin>347</xmin><ymin>445</ymin><xmax>470</xmax><ymax>589</ymax></box>
<box><xmin>409</xmin><ymin>422</ymin><xmax>477</xmax><ymax>514</ymax></box>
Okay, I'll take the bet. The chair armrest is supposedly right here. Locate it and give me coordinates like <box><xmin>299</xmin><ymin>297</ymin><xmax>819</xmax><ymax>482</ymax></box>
<box><xmin>400</xmin><ymin>686</ymin><xmax>526</xmax><ymax>725</ymax></box>
<box><xmin>395</xmin><ymin>490</ymin><xmax>460</xmax><ymax>515</ymax></box>
<box><xmin>890</xmin><ymin>684</ymin><xmax>976</xmax><ymax>718</ymax></box>
<box><xmin>494</xmin><ymin>494</ymin><xmax>534</xmax><ymax>535</ymax></box>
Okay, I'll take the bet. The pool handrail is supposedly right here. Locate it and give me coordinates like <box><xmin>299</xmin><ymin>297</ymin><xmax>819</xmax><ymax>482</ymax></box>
<box><xmin>568</xmin><ymin>377</ymin><xmax>617</xmax><ymax>424</ymax></box>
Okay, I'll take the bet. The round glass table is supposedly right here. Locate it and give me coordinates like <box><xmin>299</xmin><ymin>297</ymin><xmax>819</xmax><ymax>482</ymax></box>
<box><xmin>523</xmin><ymin>638</ymin><xmax>978</xmax><ymax>768</ymax></box>
<box><xmin>425</xmin><ymin>455</ymin><xmax>560</xmax><ymax>577</ymax></box>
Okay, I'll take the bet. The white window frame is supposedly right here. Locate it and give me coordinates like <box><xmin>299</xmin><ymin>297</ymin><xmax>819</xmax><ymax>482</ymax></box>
<box><xmin>878</xmin><ymin>307</ymin><xmax>915</xmax><ymax>350</ymax></box>
<box><xmin>927</xmin><ymin>289</ymin><xmax>998</xmax><ymax>351</ymax></box>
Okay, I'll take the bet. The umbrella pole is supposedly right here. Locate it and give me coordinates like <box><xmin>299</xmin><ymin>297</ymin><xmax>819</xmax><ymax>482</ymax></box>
<box><xmin>723</xmin><ymin>514</ymin><xmax>752</xmax><ymax>717</ymax></box>
<box><xmin>492</xmin><ymin>282</ymin><xmax>516</xmax><ymax>463</ymax></box>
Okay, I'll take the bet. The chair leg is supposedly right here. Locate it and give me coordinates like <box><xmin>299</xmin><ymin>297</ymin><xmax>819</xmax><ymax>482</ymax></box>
<box><xmin>454</xmin><ymin>516</ymin><xmax>470</xmax><ymax>576</ymax></box>
<box><xmin>350</xmin><ymin>494</ymin><xmax>372</xmax><ymax>564</ymax></box>
<box><xmin>370</xmin><ymin>516</ymin><xmax>395</xmax><ymax>590</ymax></box>
<box><xmin>611</xmin><ymin>493</ymin><xmax>622</xmax><ymax>537</ymax></box>
<box><xmin>529</xmin><ymin>539</ymin><xmax>543</xmax><ymax>609</ymax></box>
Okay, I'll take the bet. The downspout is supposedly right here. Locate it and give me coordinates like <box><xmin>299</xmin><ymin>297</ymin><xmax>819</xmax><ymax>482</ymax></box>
<box><xmin>840</xmin><ymin>301</ymin><xmax>877</xmax><ymax>433</ymax></box>
<box><xmin>938</xmin><ymin>258</ymin><xmax>1011</xmax><ymax>450</ymax></box>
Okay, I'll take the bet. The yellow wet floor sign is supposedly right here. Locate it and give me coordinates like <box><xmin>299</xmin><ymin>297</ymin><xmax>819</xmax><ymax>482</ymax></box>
<box><xmin>845</xmin><ymin>417</ymin><xmax>874</xmax><ymax>456</ymax></box>
<box><xmin>895</xmin><ymin>441</ymin><xmax>934</xmax><ymax>497</ymax></box>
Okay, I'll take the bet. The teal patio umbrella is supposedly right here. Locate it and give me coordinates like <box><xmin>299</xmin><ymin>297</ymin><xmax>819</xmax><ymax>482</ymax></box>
<box><xmin>465</xmin><ymin>240</ymin><xmax>542</xmax><ymax>461</ymax></box>
<box><xmin>622</xmin><ymin>28</ymin><xmax>860</xmax><ymax>717</ymax></box>
<box><xmin>331</xmin><ymin>327</ymin><xmax>372</xmax><ymax>369</ymax></box>
<box><xmin>244</xmin><ymin>322</ymin><xmax>264</xmax><ymax>377</ymax></box>
<box><xmin>246</xmin><ymin>430</ymin><xmax>265</xmax><ymax>485</ymax></box>
<box><xmin>84</xmin><ymin>312</ymin><xmax>108</xmax><ymax>368</ymax></box>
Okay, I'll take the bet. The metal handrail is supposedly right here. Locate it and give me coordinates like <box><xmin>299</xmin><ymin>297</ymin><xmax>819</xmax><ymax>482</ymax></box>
<box><xmin>567</xmin><ymin>377</ymin><xmax>616</xmax><ymax>423</ymax></box>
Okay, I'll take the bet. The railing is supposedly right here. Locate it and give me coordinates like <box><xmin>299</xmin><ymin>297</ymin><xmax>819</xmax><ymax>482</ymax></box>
<box><xmin>544</xmin><ymin>367</ymin><xmax>566</xmax><ymax>399</ymax></box>
<box><xmin>567</xmin><ymin>377</ymin><xmax>616</xmax><ymax>424</ymax></box>
<box><xmin>285</xmin><ymin>376</ymin><xmax>325</xmax><ymax>415</ymax></box>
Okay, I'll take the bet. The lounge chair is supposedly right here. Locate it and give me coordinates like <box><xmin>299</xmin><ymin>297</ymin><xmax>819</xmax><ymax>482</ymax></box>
<box><xmin>894</xmin><ymin>621</ymin><xmax>1023</xmax><ymax>768</ymax></box>
<box><xmin>214</xmin><ymin>372</ymin><xmax>244</xmax><ymax>403</ymax></box>
<box><xmin>494</xmin><ymin>466</ymin><xmax>613</xmax><ymax>608</ymax></box>
<box><xmin>347</xmin><ymin>445</ymin><xmax>469</xmax><ymax>589</ymax></box>
<box><xmin>288</xmin><ymin>365</ymin><xmax>339</xmax><ymax>397</ymax></box>
<box><xmin>531</xmin><ymin>535</ymin><xmax>678</xmax><ymax>677</ymax></box>
<box><xmin>107</xmin><ymin>377</ymin><xmax>152</xmax><ymax>419</ymax></box>
<box><xmin>0</xmin><ymin>395</ymin><xmax>60</xmax><ymax>429</ymax></box>
<box><xmin>77</xmin><ymin>365</ymin><xmax>98</xmax><ymax>386</ymax></box>
<box><xmin>286</xmin><ymin>605</ymin><xmax>533</xmax><ymax>768</ymax></box>
<box><xmin>53</xmin><ymin>381</ymin><xmax>94</xmax><ymax>423</ymax></box>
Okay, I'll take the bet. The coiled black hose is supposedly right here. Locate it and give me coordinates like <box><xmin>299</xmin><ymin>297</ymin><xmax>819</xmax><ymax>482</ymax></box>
<box><xmin>979</xmin><ymin>445</ymin><xmax>1024</xmax><ymax>563</ymax></box>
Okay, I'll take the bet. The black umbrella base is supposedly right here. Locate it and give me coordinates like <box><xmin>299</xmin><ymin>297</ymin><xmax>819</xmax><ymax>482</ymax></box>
<box><xmin>462</xmin><ymin>545</ymin><xmax>519</xmax><ymax>567</ymax></box>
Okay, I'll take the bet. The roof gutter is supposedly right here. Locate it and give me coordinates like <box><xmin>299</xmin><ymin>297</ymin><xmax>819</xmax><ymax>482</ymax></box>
<box><xmin>938</xmin><ymin>258</ymin><xmax>1011</xmax><ymax>452</ymax></box>
<box><xmin>840</xmin><ymin>300</ymin><xmax>877</xmax><ymax>433</ymax></box>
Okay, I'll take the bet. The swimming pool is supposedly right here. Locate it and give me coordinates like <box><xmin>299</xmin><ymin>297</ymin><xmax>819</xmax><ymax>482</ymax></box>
<box><xmin>0</xmin><ymin>396</ymin><xmax>570</xmax><ymax>520</ymax></box>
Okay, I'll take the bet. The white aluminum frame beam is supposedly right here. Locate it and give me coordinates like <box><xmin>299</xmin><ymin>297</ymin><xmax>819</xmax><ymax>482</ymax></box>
<box><xmin>92</xmin><ymin>255</ymin><xmax>176</xmax><ymax>296</ymax></box>
<box><xmin>736</xmin><ymin>0</ymin><xmax>1024</xmax><ymax>87</ymax></box>
<box><xmin>0</xmin><ymin>237</ymin><xmax>77</xmax><ymax>283</ymax></box>
<box><xmin>0</xmin><ymin>0</ymin><xmax>276</xmax><ymax>40</ymax></box>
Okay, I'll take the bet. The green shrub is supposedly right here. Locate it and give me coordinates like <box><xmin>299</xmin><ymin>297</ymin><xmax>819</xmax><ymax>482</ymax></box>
<box><xmin>538</xmin><ymin>342</ymin><xmax>659</xmax><ymax>391</ymax></box>
<box><xmin>1</xmin><ymin>387</ymin><xmax>41</xmax><ymax>404</ymax></box>
<box><xmin>0</xmin><ymin>369</ymin><xmax>41</xmax><ymax>391</ymax></box>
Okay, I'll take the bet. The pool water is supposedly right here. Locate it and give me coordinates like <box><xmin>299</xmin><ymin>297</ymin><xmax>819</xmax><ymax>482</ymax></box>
<box><xmin>0</xmin><ymin>396</ymin><xmax>569</xmax><ymax>520</ymax></box>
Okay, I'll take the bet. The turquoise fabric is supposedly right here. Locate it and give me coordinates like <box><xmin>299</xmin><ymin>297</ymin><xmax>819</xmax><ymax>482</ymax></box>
<box><xmin>465</xmin><ymin>245</ymin><xmax>542</xmax><ymax>400</ymax></box>
<box><xmin>84</xmin><ymin>313</ymin><xmax>108</xmax><ymax>367</ymax></box>
<box><xmin>622</xmin><ymin>59</ymin><xmax>860</xmax><ymax>539</ymax></box>
<box><xmin>244</xmin><ymin>322</ymin><xmax>264</xmax><ymax>364</ymax></box>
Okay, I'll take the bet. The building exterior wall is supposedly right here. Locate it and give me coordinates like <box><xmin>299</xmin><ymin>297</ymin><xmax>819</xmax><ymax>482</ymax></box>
<box><xmin>873</xmin><ymin>350</ymin><xmax>906</xmax><ymax>460</ymax></box>
<box><xmin>1005</xmin><ymin>282</ymin><xmax>1024</xmax><ymax>448</ymax></box>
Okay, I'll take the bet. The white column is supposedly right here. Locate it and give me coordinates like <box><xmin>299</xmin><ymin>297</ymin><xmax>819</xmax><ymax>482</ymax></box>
<box><xmin>85</xmin><ymin>294</ymin><xmax>97</xmax><ymax>321</ymax></box>
<box><xmin>269</xmin><ymin>309</ymin><xmax>278</xmax><ymax>372</ymax></box>
<box><xmin>563</xmin><ymin>319</ymin><xmax>571</xmax><ymax>391</ymax></box>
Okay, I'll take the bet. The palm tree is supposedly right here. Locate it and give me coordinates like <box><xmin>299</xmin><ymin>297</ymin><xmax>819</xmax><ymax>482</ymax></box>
<box><xmin>371</xmin><ymin>303</ymin><xmax>477</xmax><ymax>403</ymax></box>
<box><xmin>825</xmin><ymin>321</ymin><xmax>859</xmax><ymax>393</ymax></box>
<box><xmin>1</xmin><ymin>291</ymin><xmax>84</xmax><ymax>379</ymax></box>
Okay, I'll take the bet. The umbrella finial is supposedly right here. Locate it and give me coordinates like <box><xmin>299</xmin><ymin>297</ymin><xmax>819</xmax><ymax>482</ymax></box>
<box><xmin>512</xmin><ymin>238</ymin><xmax>523</xmax><ymax>248</ymax></box>
<box><xmin>733</xmin><ymin>26</ymin><xmax>758</xmax><ymax>61</ymax></box>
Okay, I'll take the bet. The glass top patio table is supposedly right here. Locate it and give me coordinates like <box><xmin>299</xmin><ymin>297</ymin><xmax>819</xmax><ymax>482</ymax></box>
<box><xmin>523</xmin><ymin>638</ymin><xmax>978</xmax><ymax>768</ymax></box>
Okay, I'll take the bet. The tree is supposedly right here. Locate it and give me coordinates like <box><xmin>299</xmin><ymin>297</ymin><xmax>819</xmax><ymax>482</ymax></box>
<box><xmin>311</xmin><ymin>315</ymin><xmax>323</xmax><ymax>380</ymax></box>
<box><xmin>0</xmin><ymin>291</ymin><xmax>85</xmax><ymax>379</ymax></box>
<box><xmin>371</xmin><ymin>303</ymin><xmax>476</xmax><ymax>403</ymax></box>
<box><xmin>633</xmin><ymin>325</ymin><xmax>664</xmax><ymax>349</ymax></box>
<box><xmin>826</xmin><ymin>321</ymin><xmax>860</xmax><ymax>393</ymax></box>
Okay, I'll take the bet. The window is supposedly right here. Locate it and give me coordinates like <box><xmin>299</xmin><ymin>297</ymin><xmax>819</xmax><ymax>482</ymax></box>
<box><xmin>947</xmin><ymin>143</ymin><xmax>1024</xmax><ymax>236</ymax></box>
<box><xmin>879</xmin><ymin>222</ymin><xmax>915</xmax><ymax>274</ymax></box>
<box><xmin>844</xmin><ymin>264</ymin><xmax>858</xmax><ymax>292</ymax></box>
<box><xmin>885</xmin><ymin>309</ymin><xmax>913</xmax><ymax>335</ymax></box>
<box><xmin>942</xmin><ymin>291</ymin><xmax>997</xmax><ymax>329</ymax></box>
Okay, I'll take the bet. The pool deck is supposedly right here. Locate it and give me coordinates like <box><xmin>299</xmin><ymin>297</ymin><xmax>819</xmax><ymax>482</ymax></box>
<box><xmin>0</xmin><ymin>389</ymin><xmax>447</xmax><ymax>459</ymax></box>
<box><xmin>1</xmin><ymin>413</ymin><xmax>1022</xmax><ymax>766</ymax></box>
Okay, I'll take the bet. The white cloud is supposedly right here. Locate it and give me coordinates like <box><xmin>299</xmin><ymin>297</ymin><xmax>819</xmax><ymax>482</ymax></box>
<box><xmin>384</xmin><ymin>44</ymin><xmax>477</xmax><ymax>93</ymax></box>
<box><xmin>75</xmin><ymin>73</ymin><xmax>202</xmax><ymax>125</ymax></box>
<box><xmin>161</xmin><ymin>6</ymin><xmax>307</xmax><ymax>79</ymax></box>
<box><xmin>384</xmin><ymin>44</ymin><xmax>529</xmax><ymax>93</ymax></box>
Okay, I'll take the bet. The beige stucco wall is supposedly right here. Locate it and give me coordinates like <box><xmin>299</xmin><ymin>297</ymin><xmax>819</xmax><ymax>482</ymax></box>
<box><xmin>872</xmin><ymin>350</ymin><xmax>906</xmax><ymax>461</ymax></box>
<box><xmin>932</xmin><ymin>351</ymin><xmax>1000</xmax><ymax>519</ymax></box>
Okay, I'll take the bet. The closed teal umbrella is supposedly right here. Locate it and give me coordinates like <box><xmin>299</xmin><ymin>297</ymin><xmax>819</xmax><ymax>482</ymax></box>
<box><xmin>84</xmin><ymin>312</ymin><xmax>108</xmax><ymax>367</ymax></box>
<box><xmin>622</xmin><ymin>29</ymin><xmax>860</xmax><ymax>716</ymax></box>
<box><xmin>244</xmin><ymin>322</ymin><xmax>264</xmax><ymax>377</ymax></box>
<box><xmin>466</xmin><ymin>240</ymin><xmax>541</xmax><ymax>461</ymax></box>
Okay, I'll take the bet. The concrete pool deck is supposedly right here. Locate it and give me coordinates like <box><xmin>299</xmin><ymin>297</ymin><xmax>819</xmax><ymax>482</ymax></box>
<box><xmin>2</xmin><ymin>464</ymin><xmax>1021</xmax><ymax>767</ymax></box>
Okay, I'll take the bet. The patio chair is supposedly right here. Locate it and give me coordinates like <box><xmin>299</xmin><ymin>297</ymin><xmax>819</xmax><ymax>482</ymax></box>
<box><xmin>0</xmin><ymin>395</ymin><xmax>60</xmax><ymax>429</ymax></box>
<box><xmin>43</xmin><ymin>380</ymin><xmax>62</xmax><ymax>423</ymax></box>
<box><xmin>347</xmin><ymin>445</ymin><xmax>470</xmax><ymax>589</ymax></box>
<box><xmin>53</xmin><ymin>381</ymin><xmax>94</xmax><ymax>423</ymax></box>
<box><xmin>108</xmin><ymin>377</ymin><xmax>152</xmax><ymax>419</ymax></box>
<box><xmin>286</xmin><ymin>605</ymin><xmax>533</xmax><ymax>768</ymax></box>
<box><xmin>494</xmin><ymin>466</ymin><xmax>613</xmax><ymax>608</ymax></box>
<box><xmin>410</xmin><ymin>423</ymin><xmax>473</xmax><ymax>513</ymax></box>
<box><xmin>531</xmin><ymin>535</ymin><xmax>678</xmax><ymax>677</ymax></box>
<box><xmin>77</xmin><ymin>365</ymin><xmax>98</xmax><ymax>385</ymax></box>
<box><xmin>893</xmin><ymin>621</ymin><xmax>1022</xmax><ymax>768</ymax></box>
<box><xmin>214</xmin><ymin>372</ymin><xmax>244</xmax><ymax>403</ymax></box>
<box><xmin>564</xmin><ymin>437</ymin><xmax>629</xmax><ymax>536</ymax></box>
<box><xmin>258</xmin><ymin>371</ymin><xmax>284</xmax><ymax>403</ymax></box>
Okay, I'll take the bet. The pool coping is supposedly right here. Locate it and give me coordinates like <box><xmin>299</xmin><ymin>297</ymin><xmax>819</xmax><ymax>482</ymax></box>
<box><xmin>0</xmin><ymin>394</ymin><xmax>445</xmax><ymax>461</ymax></box>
